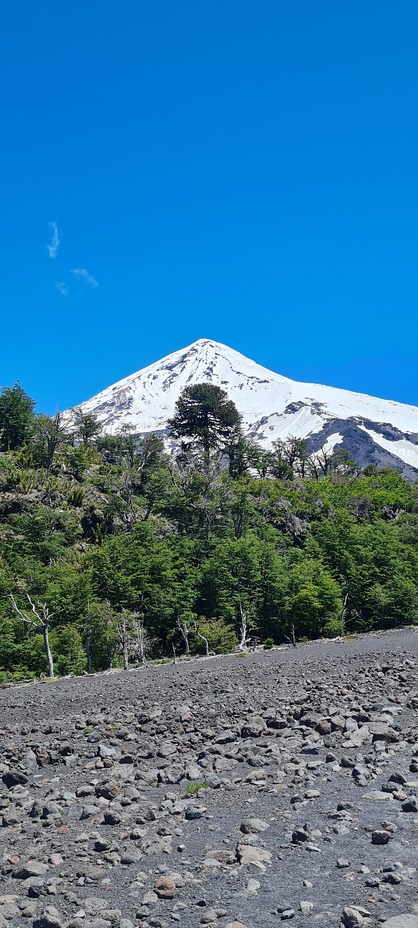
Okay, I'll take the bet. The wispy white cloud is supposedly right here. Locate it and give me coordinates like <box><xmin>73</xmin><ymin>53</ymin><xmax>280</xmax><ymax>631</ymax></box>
<box><xmin>71</xmin><ymin>267</ymin><xmax>99</xmax><ymax>288</ymax></box>
<box><xmin>56</xmin><ymin>281</ymin><xmax>69</xmax><ymax>297</ymax></box>
<box><xmin>47</xmin><ymin>221</ymin><xmax>60</xmax><ymax>258</ymax></box>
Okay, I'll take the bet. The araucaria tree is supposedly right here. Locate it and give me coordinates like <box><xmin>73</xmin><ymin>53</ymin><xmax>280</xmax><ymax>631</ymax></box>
<box><xmin>168</xmin><ymin>383</ymin><xmax>241</xmax><ymax>467</ymax></box>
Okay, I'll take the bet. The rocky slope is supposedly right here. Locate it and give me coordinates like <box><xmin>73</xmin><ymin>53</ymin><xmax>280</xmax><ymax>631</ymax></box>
<box><xmin>1</xmin><ymin>631</ymin><xmax>418</xmax><ymax>928</ymax></box>
<box><xmin>66</xmin><ymin>339</ymin><xmax>418</xmax><ymax>479</ymax></box>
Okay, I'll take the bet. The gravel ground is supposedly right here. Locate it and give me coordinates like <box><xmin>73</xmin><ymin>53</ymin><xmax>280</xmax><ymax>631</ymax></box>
<box><xmin>1</xmin><ymin>628</ymin><xmax>418</xmax><ymax>928</ymax></box>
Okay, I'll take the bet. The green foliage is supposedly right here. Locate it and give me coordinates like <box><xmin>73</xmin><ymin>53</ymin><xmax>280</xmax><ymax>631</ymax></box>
<box><xmin>82</xmin><ymin>599</ymin><xmax>118</xmax><ymax>671</ymax></box>
<box><xmin>183</xmin><ymin>782</ymin><xmax>208</xmax><ymax>795</ymax></box>
<box><xmin>193</xmin><ymin>617</ymin><xmax>237</xmax><ymax>654</ymax></box>
<box><xmin>0</xmin><ymin>378</ymin><xmax>418</xmax><ymax>678</ymax></box>
<box><xmin>322</xmin><ymin>619</ymin><xmax>344</xmax><ymax>638</ymax></box>
<box><xmin>74</xmin><ymin>411</ymin><xmax>102</xmax><ymax>446</ymax></box>
<box><xmin>65</xmin><ymin>444</ymin><xmax>98</xmax><ymax>480</ymax></box>
<box><xmin>32</xmin><ymin>413</ymin><xmax>71</xmax><ymax>471</ymax></box>
<box><xmin>49</xmin><ymin>626</ymin><xmax>85</xmax><ymax>676</ymax></box>
<box><xmin>0</xmin><ymin>383</ymin><xmax>36</xmax><ymax>451</ymax></box>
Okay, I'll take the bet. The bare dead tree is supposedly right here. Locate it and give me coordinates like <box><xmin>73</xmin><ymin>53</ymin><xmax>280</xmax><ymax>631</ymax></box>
<box><xmin>116</xmin><ymin>611</ymin><xmax>132</xmax><ymax>670</ymax></box>
<box><xmin>193</xmin><ymin>621</ymin><xmax>210</xmax><ymax>658</ymax></box>
<box><xmin>9</xmin><ymin>594</ymin><xmax>55</xmax><ymax>677</ymax></box>
<box><xmin>131</xmin><ymin>615</ymin><xmax>153</xmax><ymax>665</ymax></box>
<box><xmin>116</xmin><ymin>610</ymin><xmax>154</xmax><ymax>670</ymax></box>
<box><xmin>284</xmin><ymin>622</ymin><xmax>297</xmax><ymax>647</ymax></box>
<box><xmin>176</xmin><ymin>616</ymin><xmax>191</xmax><ymax>656</ymax></box>
<box><xmin>133</xmin><ymin>616</ymin><xmax>147</xmax><ymax>665</ymax></box>
<box><xmin>237</xmin><ymin>598</ymin><xmax>254</xmax><ymax>651</ymax></box>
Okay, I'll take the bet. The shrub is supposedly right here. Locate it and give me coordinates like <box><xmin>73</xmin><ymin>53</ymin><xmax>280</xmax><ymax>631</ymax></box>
<box><xmin>322</xmin><ymin>619</ymin><xmax>344</xmax><ymax>638</ymax></box>
<box><xmin>184</xmin><ymin>782</ymin><xmax>208</xmax><ymax>796</ymax></box>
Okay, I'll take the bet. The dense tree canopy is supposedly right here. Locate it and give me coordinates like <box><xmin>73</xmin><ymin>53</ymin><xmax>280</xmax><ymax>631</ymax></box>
<box><xmin>0</xmin><ymin>381</ymin><xmax>417</xmax><ymax>680</ymax></box>
<box><xmin>0</xmin><ymin>383</ymin><xmax>35</xmax><ymax>451</ymax></box>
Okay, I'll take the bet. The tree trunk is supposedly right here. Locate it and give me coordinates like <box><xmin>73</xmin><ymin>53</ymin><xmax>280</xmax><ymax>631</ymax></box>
<box><xmin>194</xmin><ymin>625</ymin><xmax>210</xmax><ymax>657</ymax></box>
<box><xmin>199</xmin><ymin>633</ymin><xmax>210</xmax><ymax>658</ymax></box>
<box><xmin>137</xmin><ymin>626</ymin><xmax>146</xmax><ymax>665</ymax></box>
<box><xmin>43</xmin><ymin>626</ymin><xmax>55</xmax><ymax>678</ymax></box>
<box><xmin>238</xmin><ymin>600</ymin><xmax>249</xmax><ymax>651</ymax></box>
<box><xmin>9</xmin><ymin>595</ymin><xmax>56</xmax><ymax>678</ymax></box>
<box><xmin>138</xmin><ymin>638</ymin><xmax>145</xmax><ymax>665</ymax></box>
<box><xmin>46</xmin><ymin>436</ymin><xmax>58</xmax><ymax>473</ymax></box>
<box><xmin>122</xmin><ymin>641</ymin><xmax>129</xmax><ymax>671</ymax></box>
<box><xmin>84</xmin><ymin>637</ymin><xmax>92</xmax><ymax>673</ymax></box>
<box><xmin>177</xmin><ymin>620</ymin><xmax>190</xmax><ymax>656</ymax></box>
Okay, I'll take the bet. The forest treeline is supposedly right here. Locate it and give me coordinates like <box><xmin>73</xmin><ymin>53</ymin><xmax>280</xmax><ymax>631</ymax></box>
<box><xmin>0</xmin><ymin>382</ymin><xmax>417</xmax><ymax>680</ymax></box>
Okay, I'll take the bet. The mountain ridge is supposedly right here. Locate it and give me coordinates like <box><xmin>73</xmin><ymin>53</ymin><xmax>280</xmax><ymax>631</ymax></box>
<box><xmin>67</xmin><ymin>338</ymin><xmax>418</xmax><ymax>479</ymax></box>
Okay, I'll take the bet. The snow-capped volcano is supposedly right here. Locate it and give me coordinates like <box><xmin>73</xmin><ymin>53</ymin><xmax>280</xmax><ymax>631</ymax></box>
<box><xmin>67</xmin><ymin>338</ymin><xmax>418</xmax><ymax>478</ymax></box>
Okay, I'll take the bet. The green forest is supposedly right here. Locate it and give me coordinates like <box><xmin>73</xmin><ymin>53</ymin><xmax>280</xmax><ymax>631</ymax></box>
<box><xmin>0</xmin><ymin>381</ymin><xmax>417</xmax><ymax>681</ymax></box>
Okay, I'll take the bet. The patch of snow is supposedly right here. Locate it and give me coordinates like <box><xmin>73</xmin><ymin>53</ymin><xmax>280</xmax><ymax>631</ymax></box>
<box><xmin>359</xmin><ymin>426</ymin><xmax>418</xmax><ymax>468</ymax></box>
<box><xmin>321</xmin><ymin>432</ymin><xmax>344</xmax><ymax>455</ymax></box>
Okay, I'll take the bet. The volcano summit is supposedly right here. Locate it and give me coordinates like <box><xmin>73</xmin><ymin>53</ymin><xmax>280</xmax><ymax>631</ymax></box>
<box><xmin>67</xmin><ymin>339</ymin><xmax>418</xmax><ymax>478</ymax></box>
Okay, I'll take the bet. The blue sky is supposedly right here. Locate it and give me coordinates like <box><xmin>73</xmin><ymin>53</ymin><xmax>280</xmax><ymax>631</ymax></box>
<box><xmin>1</xmin><ymin>1</ymin><xmax>417</xmax><ymax>413</ymax></box>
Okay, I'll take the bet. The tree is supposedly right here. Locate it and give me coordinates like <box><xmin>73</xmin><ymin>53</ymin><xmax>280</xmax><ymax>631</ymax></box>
<box><xmin>116</xmin><ymin>609</ymin><xmax>132</xmax><ymax>670</ymax></box>
<box><xmin>33</xmin><ymin>412</ymin><xmax>69</xmax><ymax>471</ymax></box>
<box><xmin>9</xmin><ymin>593</ymin><xmax>55</xmax><ymax>677</ymax></box>
<box><xmin>226</xmin><ymin>431</ymin><xmax>250</xmax><ymax>478</ymax></box>
<box><xmin>0</xmin><ymin>383</ymin><xmax>36</xmax><ymax>451</ymax></box>
<box><xmin>176</xmin><ymin>611</ymin><xmax>195</xmax><ymax>656</ymax></box>
<box><xmin>131</xmin><ymin>614</ymin><xmax>153</xmax><ymax>665</ymax></box>
<box><xmin>285</xmin><ymin>559</ymin><xmax>343</xmax><ymax>640</ymax></box>
<box><xmin>246</xmin><ymin>443</ymin><xmax>275</xmax><ymax>478</ymax></box>
<box><xmin>273</xmin><ymin>438</ymin><xmax>310</xmax><ymax>478</ymax></box>
<box><xmin>49</xmin><ymin>626</ymin><xmax>85</xmax><ymax>676</ymax></box>
<box><xmin>237</xmin><ymin>597</ymin><xmax>253</xmax><ymax>650</ymax></box>
<box><xmin>115</xmin><ymin>609</ymin><xmax>153</xmax><ymax>669</ymax></box>
<box><xmin>308</xmin><ymin>446</ymin><xmax>359</xmax><ymax>480</ymax></box>
<box><xmin>192</xmin><ymin>617</ymin><xmax>236</xmax><ymax>654</ymax></box>
<box><xmin>168</xmin><ymin>383</ymin><xmax>241</xmax><ymax>468</ymax></box>
<box><xmin>74</xmin><ymin>411</ymin><xmax>102</xmax><ymax>446</ymax></box>
<box><xmin>82</xmin><ymin>599</ymin><xmax>118</xmax><ymax>671</ymax></box>
<box><xmin>96</xmin><ymin>425</ymin><xmax>138</xmax><ymax>467</ymax></box>
<box><xmin>198</xmin><ymin>534</ymin><xmax>262</xmax><ymax>646</ymax></box>
<box><xmin>192</xmin><ymin>619</ymin><xmax>210</xmax><ymax>657</ymax></box>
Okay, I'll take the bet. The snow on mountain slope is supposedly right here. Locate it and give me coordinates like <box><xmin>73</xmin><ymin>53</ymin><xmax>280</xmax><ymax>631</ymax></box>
<box><xmin>66</xmin><ymin>338</ymin><xmax>418</xmax><ymax>477</ymax></box>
